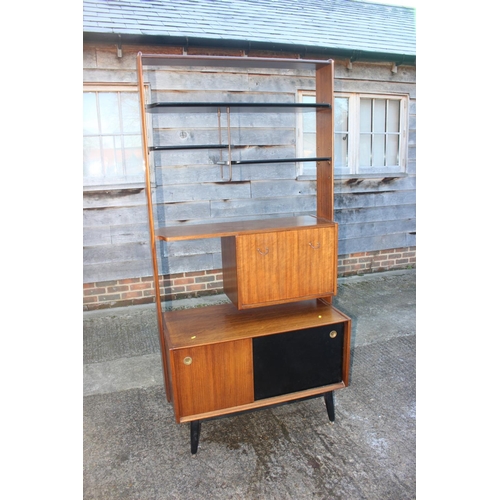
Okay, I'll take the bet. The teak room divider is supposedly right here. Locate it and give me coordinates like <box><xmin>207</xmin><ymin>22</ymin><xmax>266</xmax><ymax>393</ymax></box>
<box><xmin>137</xmin><ymin>53</ymin><xmax>351</xmax><ymax>454</ymax></box>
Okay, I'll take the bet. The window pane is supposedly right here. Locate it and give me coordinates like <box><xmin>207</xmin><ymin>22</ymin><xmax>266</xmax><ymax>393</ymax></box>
<box><xmin>387</xmin><ymin>134</ymin><xmax>399</xmax><ymax>166</ymax></box>
<box><xmin>303</xmin><ymin>132</ymin><xmax>316</xmax><ymax>158</ymax></box>
<box><xmin>101</xmin><ymin>136</ymin><xmax>119</xmax><ymax>176</ymax></box>
<box><xmin>83</xmin><ymin>136</ymin><xmax>102</xmax><ymax>177</ymax></box>
<box><xmin>124</xmin><ymin>135</ymin><xmax>143</xmax><ymax>175</ymax></box>
<box><xmin>335</xmin><ymin>132</ymin><xmax>348</xmax><ymax>169</ymax></box>
<box><xmin>359</xmin><ymin>135</ymin><xmax>371</xmax><ymax>167</ymax></box>
<box><xmin>334</xmin><ymin>98</ymin><xmax>348</xmax><ymax>170</ymax></box>
<box><xmin>335</xmin><ymin>97</ymin><xmax>348</xmax><ymax>132</ymax></box>
<box><xmin>303</xmin><ymin>111</ymin><xmax>316</xmax><ymax>134</ymax></box>
<box><xmin>99</xmin><ymin>93</ymin><xmax>121</xmax><ymax>134</ymax></box>
<box><xmin>121</xmin><ymin>93</ymin><xmax>141</xmax><ymax>134</ymax></box>
<box><xmin>302</xmin><ymin>95</ymin><xmax>316</xmax><ymax>135</ymax></box>
<box><xmin>84</xmin><ymin>89</ymin><xmax>143</xmax><ymax>185</ymax></box>
<box><xmin>360</xmin><ymin>97</ymin><xmax>402</xmax><ymax>170</ymax></box>
<box><xmin>83</xmin><ymin>93</ymin><xmax>99</xmax><ymax>135</ymax></box>
<box><xmin>114</xmin><ymin>138</ymin><xmax>124</xmax><ymax>176</ymax></box>
<box><xmin>387</xmin><ymin>100</ymin><xmax>400</xmax><ymax>133</ymax></box>
<box><xmin>372</xmin><ymin>134</ymin><xmax>385</xmax><ymax>166</ymax></box>
<box><xmin>360</xmin><ymin>99</ymin><xmax>372</xmax><ymax>133</ymax></box>
<box><xmin>373</xmin><ymin>100</ymin><xmax>386</xmax><ymax>133</ymax></box>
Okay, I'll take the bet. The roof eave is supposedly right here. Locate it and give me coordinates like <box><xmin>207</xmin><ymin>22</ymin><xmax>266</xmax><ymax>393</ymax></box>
<box><xmin>82</xmin><ymin>32</ymin><xmax>416</xmax><ymax>66</ymax></box>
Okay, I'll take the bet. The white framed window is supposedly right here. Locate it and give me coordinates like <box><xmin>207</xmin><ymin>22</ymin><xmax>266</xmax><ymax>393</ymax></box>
<box><xmin>83</xmin><ymin>84</ymin><xmax>144</xmax><ymax>188</ymax></box>
<box><xmin>298</xmin><ymin>91</ymin><xmax>408</xmax><ymax>176</ymax></box>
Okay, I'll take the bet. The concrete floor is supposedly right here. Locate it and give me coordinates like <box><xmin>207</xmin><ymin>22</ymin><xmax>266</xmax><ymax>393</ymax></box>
<box><xmin>83</xmin><ymin>269</ymin><xmax>416</xmax><ymax>499</ymax></box>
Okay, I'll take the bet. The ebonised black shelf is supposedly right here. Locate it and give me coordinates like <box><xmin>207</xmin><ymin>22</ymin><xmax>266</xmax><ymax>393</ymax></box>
<box><xmin>149</xmin><ymin>144</ymin><xmax>230</xmax><ymax>151</ymax></box>
<box><xmin>216</xmin><ymin>157</ymin><xmax>331</xmax><ymax>165</ymax></box>
<box><xmin>148</xmin><ymin>143</ymin><xmax>331</xmax><ymax>166</ymax></box>
<box><xmin>147</xmin><ymin>102</ymin><xmax>330</xmax><ymax>112</ymax></box>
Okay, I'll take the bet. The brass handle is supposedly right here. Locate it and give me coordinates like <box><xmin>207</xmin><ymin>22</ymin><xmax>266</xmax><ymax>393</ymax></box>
<box><xmin>183</xmin><ymin>356</ymin><xmax>193</xmax><ymax>365</ymax></box>
<box><xmin>309</xmin><ymin>242</ymin><xmax>320</xmax><ymax>249</ymax></box>
<box><xmin>257</xmin><ymin>247</ymin><xmax>269</xmax><ymax>255</ymax></box>
<box><xmin>329</xmin><ymin>330</ymin><xmax>337</xmax><ymax>338</ymax></box>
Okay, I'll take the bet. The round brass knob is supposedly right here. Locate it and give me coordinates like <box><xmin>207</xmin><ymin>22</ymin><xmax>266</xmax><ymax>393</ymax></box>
<box><xmin>329</xmin><ymin>330</ymin><xmax>337</xmax><ymax>338</ymax></box>
<box><xmin>183</xmin><ymin>356</ymin><xmax>193</xmax><ymax>365</ymax></box>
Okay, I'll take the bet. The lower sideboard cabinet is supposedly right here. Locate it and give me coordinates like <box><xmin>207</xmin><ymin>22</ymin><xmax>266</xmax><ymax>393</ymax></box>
<box><xmin>163</xmin><ymin>300</ymin><xmax>351</xmax><ymax>452</ymax></box>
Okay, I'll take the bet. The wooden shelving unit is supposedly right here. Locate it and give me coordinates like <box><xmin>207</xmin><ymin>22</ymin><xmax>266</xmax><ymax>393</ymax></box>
<box><xmin>136</xmin><ymin>53</ymin><xmax>351</xmax><ymax>454</ymax></box>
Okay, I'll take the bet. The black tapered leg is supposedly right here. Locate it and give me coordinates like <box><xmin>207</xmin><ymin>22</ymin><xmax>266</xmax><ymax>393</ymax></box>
<box><xmin>324</xmin><ymin>391</ymin><xmax>335</xmax><ymax>422</ymax></box>
<box><xmin>190</xmin><ymin>420</ymin><xmax>201</xmax><ymax>454</ymax></box>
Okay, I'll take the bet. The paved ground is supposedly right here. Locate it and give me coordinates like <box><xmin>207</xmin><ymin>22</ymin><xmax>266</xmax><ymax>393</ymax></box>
<box><xmin>83</xmin><ymin>269</ymin><xmax>416</xmax><ymax>499</ymax></box>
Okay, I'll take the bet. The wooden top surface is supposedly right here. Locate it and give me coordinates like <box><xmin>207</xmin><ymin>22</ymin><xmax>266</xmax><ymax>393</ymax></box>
<box><xmin>164</xmin><ymin>299</ymin><xmax>350</xmax><ymax>349</ymax></box>
<box><xmin>156</xmin><ymin>216</ymin><xmax>336</xmax><ymax>242</ymax></box>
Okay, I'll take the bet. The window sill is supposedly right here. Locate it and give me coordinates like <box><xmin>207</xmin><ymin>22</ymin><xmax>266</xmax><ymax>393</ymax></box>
<box><xmin>297</xmin><ymin>172</ymin><xmax>408</xmax><ymax>181</ymax></box>
<box><xmin>83</xmin><ymin>182</ymin><xmax>146</xmax><ymax>193</ymax></box>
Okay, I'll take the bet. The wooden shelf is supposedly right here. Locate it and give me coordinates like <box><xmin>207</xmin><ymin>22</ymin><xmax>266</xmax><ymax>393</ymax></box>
<box><xmin>155</xmin><ymin>215</ymin><xmax>336</xmax><ymax>242</ymax></box>
<box><xmin>164</xmin><ymin>299</ymin><xmax>350</xmax><ymax>349</ymax></box>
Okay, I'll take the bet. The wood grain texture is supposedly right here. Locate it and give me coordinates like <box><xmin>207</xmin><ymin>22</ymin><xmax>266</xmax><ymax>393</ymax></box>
<box><xmin>342</xmin><ymin>316</ymin><xmax>352</xmax><ymax>387</ymax></box>
<box><xmin>170</xmin><ymin>339</ymin><xmax>253</xmax><ymax>420</ymax></box>
<box><xmin>163</xmin><ymin>300</ymin><xmax>350</xmax><ymax>348</ymax></box>
<box><xmin>155</xmin><ymin>215</ymin><xmax>335</xmax><ymax>242</ymax></box>
<box><xmin>178</xmin><ymin>382</ymin><xmax>346</xmax><ymax>423</ymax></box>
<box><xmin>220</xmin><ymin>235</ymin><xmax>238</xmax><ymax>304</ymax></box>
<box><xmin>315</xmin><ymin>60</ymin><xmax>334</xmax><ymax>222</ymax></box>
<box><xmin>234</xmin><ymin>227</ymin><xmax>336</xmax><ymax>308</ymax></box>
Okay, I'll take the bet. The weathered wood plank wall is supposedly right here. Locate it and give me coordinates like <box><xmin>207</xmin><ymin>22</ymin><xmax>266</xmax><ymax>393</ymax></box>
<box><xmin>83</xmin><ymin>44</ymin><xmax>416</xmax><ymax>283</ymax></box>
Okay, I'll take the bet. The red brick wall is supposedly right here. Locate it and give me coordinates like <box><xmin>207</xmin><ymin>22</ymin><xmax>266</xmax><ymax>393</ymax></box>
<box><xmin>83</xmin><ymin>247</ymin><xmax>415</xmax><ymax>311</ymax></box>
<box><xmin>338</xmin><ymin>247</ymin><xmax>416</xmax><ymax>277</ymax></box>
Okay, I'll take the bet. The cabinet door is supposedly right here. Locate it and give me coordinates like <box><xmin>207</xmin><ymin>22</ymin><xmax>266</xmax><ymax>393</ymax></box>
<box><xmin>297</xmin><ymin>227</ymin><xmax>335</xmax><ymax>297</ymax></box>
<box><xmin>237</xmin><ymin>231</ymin><xmax>284</xmax><ymax>306</ymax></box>
<box><xmin>236</xmin><ymin>227</ymin><xmax>335</xmax><ymax>307</ymax></box>
<box><xmin>171</xmin><ymin>339</ymin><xmax>254</xmax><ymax>418</ymax></box>
<box><xmin>253</xmin><ymin>322</ymin><xmax>345</xmax><ymax>400</ymax></box>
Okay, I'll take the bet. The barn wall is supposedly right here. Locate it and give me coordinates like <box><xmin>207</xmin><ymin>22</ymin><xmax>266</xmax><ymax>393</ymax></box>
<box><xmin>83</xmin><ymin>43</ymin><xmax>416</xmax><ymax>306</ymax></box>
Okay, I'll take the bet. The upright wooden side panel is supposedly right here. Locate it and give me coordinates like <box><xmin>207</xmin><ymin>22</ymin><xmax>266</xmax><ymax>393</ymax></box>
<box><xmin>342</xmin><ymin>314</ymin><xmax>352</xmax><ymax>387</ymax></box>
<box><xmin>221</xmin><ymin>236</ymin><xmax>239</xmax><ymax>307</ymax></box>
<box><xmin>315</xmin><ymin>61</ymin><xmax>335</xmax><ymax>222</ymax></box>
<box><xmin>333</xmin><ymin>222</ymin><xmax>338</xmax><ymax>296</ymax></box>
<box><xmin>316</xmin><ymin>60</ymin><xmax>335</xmax><ymax>304</ymax></box>
<box><xmin>137</xmin><ymin>53</ymin><xmax>171</xmax><ymax>402</ymax></box>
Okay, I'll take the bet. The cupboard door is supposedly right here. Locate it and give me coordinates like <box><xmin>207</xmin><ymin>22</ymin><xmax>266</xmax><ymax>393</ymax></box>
<box><xmin>297</xmin><ymin>227</ymin><xmax>335</xmax><ymax>297</ymax></box>
<box><xmin>237</xmin><ymin>232</ymin><xmax>283</xmax><ymax>306</ymax></box>
<box><xmin>236</xmin><ymin>227</ymin><xmax>335</xmax><ymax>307</ymax></box>
<box><xmin>253</xmin><ymin>323</ymin><xmax>345</xmax><ymax>400</ymax></box>
<box><xmin>171</xmin><ymin>339</ymin><xmax>254</xmax><ymax>418</ymax></box>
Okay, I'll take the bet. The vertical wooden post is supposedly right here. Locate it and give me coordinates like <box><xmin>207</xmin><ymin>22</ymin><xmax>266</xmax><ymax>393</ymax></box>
<box><xmin>315</xmin><ymin>60</ymin><xmax>335</xmax><ymax>222</ymax></box>
<box><xmin>137</xmin><ymin>52</ymin><xmax>171</xmax><ymax>402</ymax></box>
<box><xmin>315</xmin><ymin>60</ymin><xmax>335</xmax><ymax>304</ymax></box>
